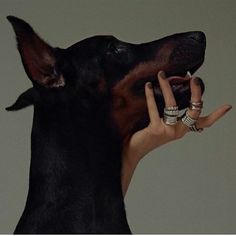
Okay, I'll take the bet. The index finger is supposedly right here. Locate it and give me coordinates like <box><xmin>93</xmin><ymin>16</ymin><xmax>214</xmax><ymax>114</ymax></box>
<box><xmin>145</xmin><ymin>82</ymin><xmax>161</xmax><ymax>125</ymax></box>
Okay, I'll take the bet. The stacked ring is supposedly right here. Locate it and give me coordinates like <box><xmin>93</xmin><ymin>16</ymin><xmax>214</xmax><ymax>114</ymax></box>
<box><xmin>181</xmin><ymin>111</ymin><xmax>197</xmax><ymax>127</ymax></box>
<box><xmin>181</xmin><ymin>111</ymin><xmax>203</xmax><ymax>133</ymax></box>
<box><xmin>164</xmin><ymin>106</ymin><xmax>179</xmax><ymax>125</ymax></box>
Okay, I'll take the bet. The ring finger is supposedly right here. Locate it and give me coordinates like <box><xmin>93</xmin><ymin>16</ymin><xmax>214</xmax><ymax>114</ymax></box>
<box><xmin>178</xmin><ymin>76</ymin><xmax>204</xmax><ymax>133</ymax></box>
<box><xmin>187</xmin><ymin>76</ymin><xmax>203</xmax><ymax>120</ymax></box>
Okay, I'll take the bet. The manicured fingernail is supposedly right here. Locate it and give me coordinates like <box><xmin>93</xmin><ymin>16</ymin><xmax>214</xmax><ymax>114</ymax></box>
<box><xmin>158</xmin><ymin>71</ymin><xmax>166</xmax><ymax>79</ymax></box>
<box><xmin>147</xmin><ymin>82</ymin><xmax>152</xmax><ymax>89</ymax></box>
<box><xmin>194</xmin><ymin>77</ymin><xmax>201</xmax><ymax>85</ymax></box>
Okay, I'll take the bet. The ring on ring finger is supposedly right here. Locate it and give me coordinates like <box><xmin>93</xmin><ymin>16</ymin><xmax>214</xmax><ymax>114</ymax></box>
<box><xmin>189</xmin><ymin>101</ymin><xmax>203</xmax><ymax>111</ymax></box>
<box><xmin>181</xmin><ymin>110</ymin><xmax>204</xmax><ymax>133</ymax></box>
<box><xmin>181</xmin><ymin>110</ymin><xmax>197</xmax><ymax>127</ymax></box>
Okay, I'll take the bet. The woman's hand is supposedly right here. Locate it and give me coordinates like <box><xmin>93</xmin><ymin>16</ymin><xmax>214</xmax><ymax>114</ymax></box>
<box><xmin>121</xmin><ymin>71</ymin><xmax>232</xmax><ymax>196</ymax></box>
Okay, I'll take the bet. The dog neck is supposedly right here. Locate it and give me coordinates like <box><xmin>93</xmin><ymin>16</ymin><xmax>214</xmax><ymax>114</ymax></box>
<box><xmin>15</xmin><ymin>105</ymin><xmax>130</xmax><ymax>233</ymax></box>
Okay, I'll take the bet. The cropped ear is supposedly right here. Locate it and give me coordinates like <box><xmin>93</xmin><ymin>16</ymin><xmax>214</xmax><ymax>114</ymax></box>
<box><xmin>5</xmin><ymin>87</ymin><xmax>38</xmax><ymax>111</ymax></box>
<box><xmin>7</xmin><ymin>16</ymin><xmax>65</xmax><ymax>88</ymax></box>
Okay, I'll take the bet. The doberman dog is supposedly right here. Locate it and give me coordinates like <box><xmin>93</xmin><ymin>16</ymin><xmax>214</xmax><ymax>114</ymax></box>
<box><xmin>6</xmin><ymin>16</ymin><xmax>206</xmax><ymax>234</ymax></box>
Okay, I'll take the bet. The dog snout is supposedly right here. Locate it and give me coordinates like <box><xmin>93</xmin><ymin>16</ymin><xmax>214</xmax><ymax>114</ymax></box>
<box><xmin>187</xmin><ymin>31</ymin><xmax>206</xmax><ymax>45</ymax></box>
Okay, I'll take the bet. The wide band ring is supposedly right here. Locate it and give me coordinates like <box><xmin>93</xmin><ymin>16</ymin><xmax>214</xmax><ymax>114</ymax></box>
<box><xmin>189</xmin><ymin>101</ymin><xmax>203</xmax><ymax>111</ymax></box>
<box><xmin>164</xmin><ymin>106</ymin><xmax>179</xmax><ymax>125</ymax></box>
<box><xmin>181</xmin><ymin>111</ymin><xmax>197</xmax><ymax>128</ymax></box>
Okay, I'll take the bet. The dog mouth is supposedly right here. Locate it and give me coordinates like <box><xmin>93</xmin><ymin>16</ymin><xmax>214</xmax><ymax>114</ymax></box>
<box><xmin>130</xmin><ymin>31</ymin><xmax>206</xmax><ymax>117</ymax></box>
<box><xmin>166</xmin><ymin>73</ymin><xmax>191</xmax><ymax>90</ymax></box>
<box><xmin>152</xmin><ymin>67</ymin><xmax>205</xmax><ymax>115</ymax></box>
<box><xmin>162</xmin><ymin>50</ymin><xmax>205</xmax><ymax>91</ymax></box>
<box><xmin>150</xmin><ymin>58</ymin><xmax>205</xmax><ymax>114</ymax></box>
<box><xmin>153</xmin><ymin>72</ymin><xmax>191</xmax><ymax>97</ymax></box>
<box><xmin>131</xmin><ymin>62</ymin><xmax>204</xmax><ymax>102</ymax></box>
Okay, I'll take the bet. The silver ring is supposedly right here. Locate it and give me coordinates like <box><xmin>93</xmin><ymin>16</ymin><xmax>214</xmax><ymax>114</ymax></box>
<box><xmin>189</xmin><ymin>124</ymin><xmax>204</xmax><ymax>133</ymax></box>
<box><xmin>189</xmin><ymin>101</ymin><xmax>203</xmax><ymax>111</ymax></box>
<box><xmin>165</xmin><ymin>106</ymin><xmax>179</xmax><ymax>111</ymax></box>
<box><xmin>164</xmin><ymin>106</ymin><xmax>179</xmax><ymax>125</ymax></box>
<box><xmin>164</xmin><ymin>116</ymin><xmax>178</xmax><ymax>125</ymax></box>
<box><xmin>181</xmin><ymin>111</ymin><xmax>197</xmax><ymax>128</ymax></box>
<box><xmin>164</xmin><ymin>106</ymin><xmax>179</xmax><ymax>116</ymax></box>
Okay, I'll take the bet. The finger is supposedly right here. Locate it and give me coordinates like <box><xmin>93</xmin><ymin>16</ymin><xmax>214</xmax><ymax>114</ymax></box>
<box><xmin>190</xmin><ymin>76</ymin><xmax>202</xmax><ymax>102</ymax></box>
<box><xmin>197</xmin><ymin>104</ymin><xmax>232</xmax><ymax>128</ymax></box>
<box><xmin>145</xmin><ymin>82</ymin><xmax>161</xmax><ymax>124</ymax></box>
<box><xmin>187</xmin><ymin>76</ymin><xmax>203</xmax><ymax>119</ymax></box>
<box><xmin>177</xmin><ymin>76</ymin><xmax>204</xmax><ymax>134</ymax></box>
<box><xmin>158</xmin><ymin>71</ymin><xmax>177</xmax><ymax>107</ymax></box>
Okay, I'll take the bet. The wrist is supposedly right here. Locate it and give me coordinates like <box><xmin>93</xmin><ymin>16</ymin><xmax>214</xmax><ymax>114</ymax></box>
<box><xmin>122</xmin><ymin>147</ymin><xmax>143</xmax><ymax>167</ymax></box>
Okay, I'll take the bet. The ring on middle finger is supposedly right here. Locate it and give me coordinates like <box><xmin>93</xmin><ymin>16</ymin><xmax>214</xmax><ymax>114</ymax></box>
<box><xmin>164</xmin><ymin>106</ymin><xmax>179</xmax><ymax>125</ymax></box>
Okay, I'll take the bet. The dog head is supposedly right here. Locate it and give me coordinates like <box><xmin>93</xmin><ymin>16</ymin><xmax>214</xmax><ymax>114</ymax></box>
<box><xmin>7</xmin><ymin>16</ymin><xmax>206</xmax><ymax>144</ymax></box>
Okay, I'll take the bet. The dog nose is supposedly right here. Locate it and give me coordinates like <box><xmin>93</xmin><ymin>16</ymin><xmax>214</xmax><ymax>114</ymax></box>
<box><xmin>188</xmin><ymin>31</ymin><xmax>206</xmax><ymax>44</ymax></box>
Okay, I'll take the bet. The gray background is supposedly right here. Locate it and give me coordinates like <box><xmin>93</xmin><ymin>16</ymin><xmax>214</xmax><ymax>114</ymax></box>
<box><xmin>0</xmin><ymin>0</ymin><xmax>235</xmax><ymax>233</ymax></box>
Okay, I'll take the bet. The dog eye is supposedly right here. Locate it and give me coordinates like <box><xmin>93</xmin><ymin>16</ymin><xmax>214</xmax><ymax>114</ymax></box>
<box><xmin>107</xmin><ymin>43</ymin><xmax>123</xmax><ymax>54</ymax></box>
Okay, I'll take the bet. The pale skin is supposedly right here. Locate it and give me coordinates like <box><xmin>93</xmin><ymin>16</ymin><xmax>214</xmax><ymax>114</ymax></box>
<box><xmin>121</xmin><ymin>71</ymin><xmax>232</xmax><ymax>196</ymax></box>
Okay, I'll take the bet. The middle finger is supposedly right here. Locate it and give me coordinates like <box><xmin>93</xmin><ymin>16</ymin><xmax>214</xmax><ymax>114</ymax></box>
<box><xmin>158</xmin><ymin>71</ymin><xmax>176</xmax><ymax>107</ymax></box>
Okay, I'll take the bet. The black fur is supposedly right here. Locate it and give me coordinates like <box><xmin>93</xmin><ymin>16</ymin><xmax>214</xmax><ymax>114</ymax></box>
<box><xmin>7</xmin><ymin>16</ymin><xmax>206</xmax><ymax>234</ymax></box>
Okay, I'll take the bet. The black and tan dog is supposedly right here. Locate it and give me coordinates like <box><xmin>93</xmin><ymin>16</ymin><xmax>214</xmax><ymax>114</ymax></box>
<box><xmin>7</xmin><ymin>16</ymin><xmax>205</xmax><ymax>234</ymax></box>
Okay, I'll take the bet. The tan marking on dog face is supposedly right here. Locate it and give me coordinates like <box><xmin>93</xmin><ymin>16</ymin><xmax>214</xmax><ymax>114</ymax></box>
<box><xmin>111</xmin><ymin>61</ymin><xmax>166</xmax><ymax>144</ymax></box>
<box><xmin>116</xmin><ymin>62</ymin><xmax>158</xmax><ymax>90</ymax></box>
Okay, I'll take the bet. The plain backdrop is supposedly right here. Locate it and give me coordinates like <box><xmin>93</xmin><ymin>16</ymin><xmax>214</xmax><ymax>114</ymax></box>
<box><xmin>0</xmin><ymin>0</ymin><xmax>235</xmax><ymax>233</ymax></box>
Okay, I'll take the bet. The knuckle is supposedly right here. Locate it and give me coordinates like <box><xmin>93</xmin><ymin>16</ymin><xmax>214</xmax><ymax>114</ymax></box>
<box><xmin>149</xmin><ymin>125</ymin><xmax>163</xmax><ymax>137</ymax></box>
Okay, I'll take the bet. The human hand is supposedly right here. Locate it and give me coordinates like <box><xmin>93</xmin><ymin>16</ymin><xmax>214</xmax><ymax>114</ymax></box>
<box><xmin>121</xmin><ymin>71</ymin><xmax>232</xmax><ymax>195</ymax></box>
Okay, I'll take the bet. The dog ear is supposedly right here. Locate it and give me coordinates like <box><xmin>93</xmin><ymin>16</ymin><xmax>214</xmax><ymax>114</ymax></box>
<box><xmin>5</xmin><ymin>88</ymin><xmax>38</xmax><ymax>111</ymax></box>
<box><xmin>7</xmin><ymin>16</ymin><xmax>65</xmax><ymax>88</ymax></box>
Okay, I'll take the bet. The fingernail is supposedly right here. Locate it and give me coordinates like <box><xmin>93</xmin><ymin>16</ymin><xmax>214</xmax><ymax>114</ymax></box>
<box><xmin>158</xmin><ymin>71</ymin><xmax>166</xmax><ymax>79</ymax></box>
<box><xmin>147</xmin><ymin>82</ymin><xmax>152</xmax><ymax>89</ymax></box>
<box><xmin>194</xmin><ymin>77</ymin><xmax>201</xmax><ymax>85</ymax></box>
